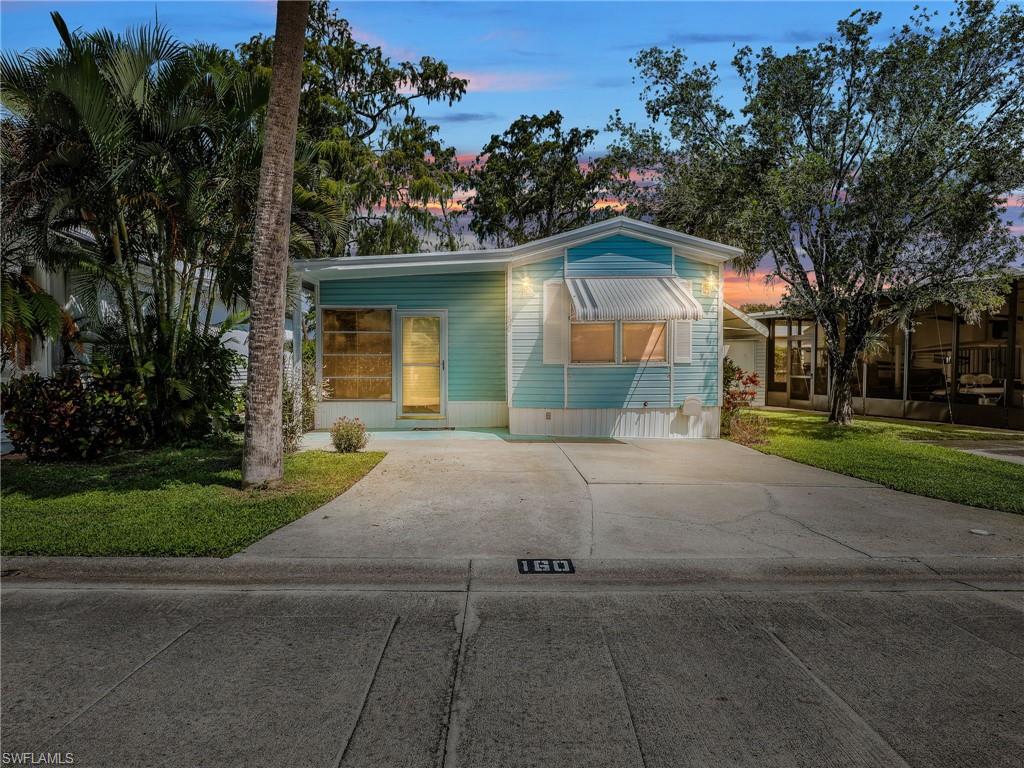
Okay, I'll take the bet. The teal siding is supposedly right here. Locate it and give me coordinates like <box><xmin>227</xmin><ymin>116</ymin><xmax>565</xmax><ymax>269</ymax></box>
<box><xmin>567</xmin><ymin>234</ymin><xmax>672</xmax><ymax>276</ymax></box>
<box><xmin>674</xmin><ymin>256</ymin><xmax>720</xmax><ymax>406</ymax></box>
<box><xmin>508</xmin><ymin>252</ymin><xmax>721</xmax><ymax>409</ymax></box>
<box><xmin>509</xmin><ymin>257</ymin><xmax>564</xmax><ymax>408</ymax></box>
<box><xmin>569</xmin><ymin>367</ymin><xmax>672</xmax><ymax>408</ymax></box>
<box><xmin>319</xmin><ymin>272</ymin><xmax>505</xmax><ymax>401</ymax></box>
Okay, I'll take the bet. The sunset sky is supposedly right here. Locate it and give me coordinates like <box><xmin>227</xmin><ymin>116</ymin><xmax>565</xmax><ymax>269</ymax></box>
<box><xmin>3</xmin><ymin>1</ymin><xmax>1021</xmax><ymax>306</ymax></box>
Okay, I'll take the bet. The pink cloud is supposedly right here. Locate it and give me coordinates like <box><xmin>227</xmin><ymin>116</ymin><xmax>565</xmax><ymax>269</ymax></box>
<box><xmin>350</xmin><ymin>25</ymin><xmax>419</xmax><ymax>61</ymax></box>
<box><xmin>1002</xmin><ymin>194</ymin><xmax>1023</xmax><ymax>208</ymax></box>
<box><xmin>723</xmin><ymin>268</ymin><xmax>786</xmax><ymax>307</ymax></box>
<box><xmin>455</xmin><ymin>70</ymin><xmax>566</xmax><ymax>93</ymax></box>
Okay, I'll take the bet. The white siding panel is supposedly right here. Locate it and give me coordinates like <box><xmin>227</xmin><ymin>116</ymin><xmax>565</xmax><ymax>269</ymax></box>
<box><xmin>673</xmin><ymin>320</ymin><xmax>693</xmax><ymax>363</ymax></box>
<box><xmin>316</xmin><ymin>401</ymin><xmax>396</xmax><ymax>429</ymax></box>
<box><xmin>446</xmin><ymin>401</ymin><xmax>509</xmax><ymax>427</ymax></box>
<box><xmin>542</xmin><ymin>278</ymin><xmax>568</xmax><ymax>364</ymax></box>
<box><xmin>315</xmin><ymin>400</ymin><xmax>507</xmax><ymax>429</ymax></box>
<box><xmin>509</xmin><ymin>407</ymin><xmax>720</xmax><ymax>438</ymax></box>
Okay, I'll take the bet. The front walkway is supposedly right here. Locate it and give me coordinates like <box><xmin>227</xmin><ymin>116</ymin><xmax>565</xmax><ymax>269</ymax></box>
<box><xmin>240</xmin><ymin>431</ymin><xmax>1024</xmax><ymax>560</ymax></box>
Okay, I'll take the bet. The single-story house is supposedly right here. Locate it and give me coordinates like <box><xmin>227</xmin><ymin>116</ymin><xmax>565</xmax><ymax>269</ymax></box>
<box><xmin>293</xmin><ymin>216</ymin><xmax>743</xmax><ymax>438</ymax></box>
<box><xmin>735</xmin><ymin>275</ymin><xmax>1024</xmax><ymax>430</ymax></box>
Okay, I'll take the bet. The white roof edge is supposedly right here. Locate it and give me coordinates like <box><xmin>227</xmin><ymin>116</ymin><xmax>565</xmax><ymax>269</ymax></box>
<box><xmin>724</xmin><ymin>302</ymin><xmax>770</xmax><ymax>337</ymax></box>
<box><xmin>292</xmin><ymin>216</ymin><xmax>742</xmax><ymax>276</ymax></box>
<box><xmin>292</xmin><ymin>249</ymin><xmax>513</xmax><ymax>272</ymax></box>
<box><xmin>508</xmin><ymin>216</ymin><xmax>742</xmax><ymax>265</ymax></box>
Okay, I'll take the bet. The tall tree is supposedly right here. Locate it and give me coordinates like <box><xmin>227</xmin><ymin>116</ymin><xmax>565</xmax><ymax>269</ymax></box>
<box><xmin>466</xmin><ymin>111</ymin><xmax>614</xmax><ymax>247</ymax></box>
<box><xmin>1</xmin><ymin>14</ymin><xmax>271</xmax><ymax>437</ymax></box>
<box><xmin>238</xmin><ymin>0</ymin><xmax>466</xmax><ymax>255</ymax></box>
<box><xmin>611</xmin><ymin>0</ymin><xmax>1024</xmax><ymax>423</ymax></box>
<box><xmin>242</xmin><ymin>0</ymin><xmax>310</xmax><ymax>487</ymax></box>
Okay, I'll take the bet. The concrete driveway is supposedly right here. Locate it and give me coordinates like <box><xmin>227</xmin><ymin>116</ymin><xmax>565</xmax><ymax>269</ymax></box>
<box><xmin>241</xmin><ymin>432</ymin><xmax>1023</xmax><ymax>560</ymax></box>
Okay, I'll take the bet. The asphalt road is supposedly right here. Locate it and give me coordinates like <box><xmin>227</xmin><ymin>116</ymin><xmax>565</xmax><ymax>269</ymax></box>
<box><xmin>2</xmin><ymin>557</ymin><xmax>1021</xmax><ymax>768</ymax></box>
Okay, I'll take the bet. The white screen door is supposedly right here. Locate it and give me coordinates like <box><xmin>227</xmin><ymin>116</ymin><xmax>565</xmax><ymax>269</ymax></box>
<box><xmin>400</xmin><ymin>313</ymin><xmax>446</xmax><ymax>417</ymax></box>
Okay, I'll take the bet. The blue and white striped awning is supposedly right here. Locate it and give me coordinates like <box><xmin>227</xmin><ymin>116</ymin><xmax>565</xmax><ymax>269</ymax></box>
<box><xmin>565</xmin><ymin>277</ymin><xmax>704</xmax><ymax>322</ymax></box>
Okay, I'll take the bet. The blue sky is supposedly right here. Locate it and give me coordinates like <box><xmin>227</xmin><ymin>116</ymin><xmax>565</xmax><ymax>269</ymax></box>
<box><xmin>3</xmin><ymin>1</ymin><xmax>1019</xmax><ymax>303</ymax></box>
<box><xmin>2</xmin><ymin>0</ymin><xmax>933</xmax><ymax>156</ymax></box>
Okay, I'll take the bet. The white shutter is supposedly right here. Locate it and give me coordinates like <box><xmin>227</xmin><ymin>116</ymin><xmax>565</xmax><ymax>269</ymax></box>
<box><xmin>542</xmin><ymin>279</ymin><xmax>568</xmax><ymax>365</ymax></box>
<box><xmin>673</xmin><ymin>319</ymin><xmax>692</xmax><ymax>363</ymax></box>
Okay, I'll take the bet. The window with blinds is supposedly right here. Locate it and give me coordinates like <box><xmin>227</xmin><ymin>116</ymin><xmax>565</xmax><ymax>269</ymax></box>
<box><xmin>322</xmin><ymin>309</ymin><xmax>393</xmax><ymax>400</ymax></box>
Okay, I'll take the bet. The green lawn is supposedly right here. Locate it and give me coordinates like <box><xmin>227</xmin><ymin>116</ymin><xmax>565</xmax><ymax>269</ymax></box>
<box><xmin>1</xmin><ymin>445</ymin><xmax>385</xmax><ymax>557</ymax></box>
<box><xmin>736</xmin><ymin>409</ymin><xmax>1024</xmax><ymax>514</ymax></box>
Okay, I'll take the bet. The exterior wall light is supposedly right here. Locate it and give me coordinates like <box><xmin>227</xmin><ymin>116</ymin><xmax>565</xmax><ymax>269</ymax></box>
<box><xmin>520</xmin><ymin>275</ymin><xmax>535</xmax><ymax>297</ymax></box>
<box><xmin>701</xmin><ymin>272</ymin><xmax>718</xmax><ymax>296</ymax></box>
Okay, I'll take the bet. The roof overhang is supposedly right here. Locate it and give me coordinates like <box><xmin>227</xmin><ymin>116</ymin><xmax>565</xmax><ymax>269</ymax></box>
<box><xmin>292</xmin><ymin>216</ymin><xmax>742</xmax><ymax>281</ymax></box>
<box><xmin>723</xmin><ymin>302</ymin><xmax>770</xmax><ymax>337</ymax></box>
<box><xmin>509</xmin><ymin>216</ymin><xmax>742</xmax><ymax>267</ymax></box>
<box><xmin>567</xmin><ymin>277</ymin><xmax>704</xmax><ymax>322</ymax></box>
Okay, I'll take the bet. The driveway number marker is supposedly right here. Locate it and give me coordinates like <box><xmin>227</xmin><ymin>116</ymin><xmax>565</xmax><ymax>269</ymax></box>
<box><xmin>518</xmin><ymin>558</ymin><xmax>575</xmax><ymax>574</ymax></box>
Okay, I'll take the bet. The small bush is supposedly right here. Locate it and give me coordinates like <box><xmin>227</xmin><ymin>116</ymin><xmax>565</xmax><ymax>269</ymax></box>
<box><xmin>1</xmin><ymin>365</ymin><xmax>147</xmax><ymax>460</ymax></box>
<box><xmin>721</xmin><ymin>357</ymin><xmax>762</xmax><ymax>435</ymax></box>
<box><xmin>729</xmin><ymin>411</ymin><xmax>769</xmax><ymax>446</ymax></box>
<box><xmin>329</xmin><ymin>417</ymin><xmax>368</xmax><ymax>453</ymax></box>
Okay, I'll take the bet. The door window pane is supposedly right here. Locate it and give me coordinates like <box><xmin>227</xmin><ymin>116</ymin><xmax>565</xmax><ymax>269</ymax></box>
<box><xmin>866</xmin><ymin>324</ymin><xmax>905</xmax><ymax>399</ymax></box>
<box><xmin>571</xmin><ymin>323</ymin><xmax>616</xmax><ymax>363</ymax></box>
<box><xmin>814</xmin><ymin>323</ymin><xmax>828</xmax><ymax>395</ymax></box>
<box><xmin>768</xmin><ymin>319</ymin><xmax>788</xmax><ymax>392</ymax></box>
<box><xmin>402</xmin><ymin>316</ymin><xmax>441</xmax><ymax>364</ymax></box>
<box><xmin>790</xmin><ymin>320</ymin><xmax>812</xmax><ymax>400</ymax></box>
<box><xmin>622</xmin><ymin>322</ymin><xmax>667</xmax><ymax>363</ymax></box>
<box><xmin>322</xmin><ymin>308</ymin><xmax>392</xmax><ymax>400</ymax></box>
<box><xmin>401</xmin><ymin>315</ymin><xmax>442</xmax><ymax>415</ymax></box>
<box><xmin>1015</xmin><ymin>283</ymin><xmax>1023</xmax><ymax>409</ymax></box>
<box><xmin>909</xmin><ymin>304</ymin><xmax>955</xmax><ymax>401</ymax></box>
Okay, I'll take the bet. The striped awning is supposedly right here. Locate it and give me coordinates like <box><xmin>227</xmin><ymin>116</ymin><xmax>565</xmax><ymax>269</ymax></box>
<box><xmin>565</xmin><ymin>277</ymin><xmax>704</xmax><ymax>322</ymax></box>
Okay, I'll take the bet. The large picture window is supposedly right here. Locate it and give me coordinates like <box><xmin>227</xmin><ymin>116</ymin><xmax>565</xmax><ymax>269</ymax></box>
<box><xmin>322</xmin><ymin>308</ymin><xmax>393</xmax><ymax>400</ymax></box>
<box><xmin>622</xmin><ymin>322</ymin><xmax>667</xmax><ymax>363</ymax></box>
<box><xmin>571</xmin><ymin>323</ymin><xmax>615</xmax><ymax>363</ymax></box>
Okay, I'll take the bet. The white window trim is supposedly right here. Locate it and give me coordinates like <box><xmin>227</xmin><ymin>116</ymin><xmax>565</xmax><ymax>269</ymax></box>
<box><xmin>568</xmin><ymin>319</ymin><xmax>672</xmax><ymax>367</ymax></box>
<box><xmin>319</xmin><ymin>305</ymin><xmax>398</xmax><ymax>402</ymax></box>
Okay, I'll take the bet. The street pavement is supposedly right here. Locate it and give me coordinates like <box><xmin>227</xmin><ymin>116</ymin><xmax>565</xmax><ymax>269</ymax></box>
<box><xmin>1</xmin><ymin>556</ymin><xmax>1021</xmax><ymax>768</ymax></box>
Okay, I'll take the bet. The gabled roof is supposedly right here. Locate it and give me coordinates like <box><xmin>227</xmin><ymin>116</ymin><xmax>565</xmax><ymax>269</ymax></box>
<box><xmin>292</xmin><ymin>216</ymin><xmax>742</xmax><ymax>281</ymax></box>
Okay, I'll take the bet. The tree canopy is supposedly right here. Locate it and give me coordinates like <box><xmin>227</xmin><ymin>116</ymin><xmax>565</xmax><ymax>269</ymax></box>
<box><xmin>610</xmin><ymin>0</ymin><xmax>1024</xmax><ymax>422</ymax></box>
<box><xmin>238</xmin><ymin>0</ymin><xmax>468</xmax><ymax>255</ymax></box>
<box><xmin>466</xmin><ymin>110</ymin><xmax>614</xmax><ymax>247</ymax></box>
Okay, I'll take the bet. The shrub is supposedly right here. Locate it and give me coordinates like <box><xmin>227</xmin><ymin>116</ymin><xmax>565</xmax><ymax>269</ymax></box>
<box><xmin>1</xmin><ymin>365</ymin><xmax>147</xmax><ymax>460</ymax></box>
<box><xmin>721</xmin><ymin>357</ymin><xmax>762</xmax><ymax>436</ymax></box>
<box><xmin>329</xmin><ymin>417</ymin><xmax>368</xmax><ymax>453</ymax></box>
<box><xmin>90</xmin><ymin>318</ymin><xmax>243</xmax><ymax>443</ymax></box>
<box><xmin>281</xmin><ymin>374</ymin><xmax>303</xmax><ymax>454</ymax></box>
<box><xmin>728</xmin><ymin>410</ymin><xmax>769</xmax><ymax>446</ymax></box>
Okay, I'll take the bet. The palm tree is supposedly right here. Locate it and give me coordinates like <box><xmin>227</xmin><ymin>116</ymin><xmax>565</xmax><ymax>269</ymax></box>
<box><xmin>242</xmin><ymin>0</ymin><xmax>310</xmax><ymax>487</ymax></box>
<box><xmin>1</xmin><ymin>14</ymin><xmax>273</xmax><ymax>438</ymax></box>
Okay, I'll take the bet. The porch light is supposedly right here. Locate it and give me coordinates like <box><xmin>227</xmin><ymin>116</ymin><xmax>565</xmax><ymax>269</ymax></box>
<box><xmin>520</xmin><ymin>275</ymin><xmax>535</xmax><ymax>297</ymax></box>
<box><xmin>701</xmin><ymin>271</ymin><xmax>718</xmax><ymax>296</ymax></box>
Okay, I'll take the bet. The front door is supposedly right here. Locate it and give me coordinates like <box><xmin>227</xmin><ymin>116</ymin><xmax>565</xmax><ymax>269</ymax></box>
<box><xmin>399</xmin><ymin>313</ymin><xmax>446</xmax><ymax>418</ymax></box>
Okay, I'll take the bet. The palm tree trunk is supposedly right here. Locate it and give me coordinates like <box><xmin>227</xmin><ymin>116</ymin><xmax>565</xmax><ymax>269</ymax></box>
<box><xmin>242</xmin><ymin>0</ymin><xmax>309</xmax><ymax>487</ymax></box>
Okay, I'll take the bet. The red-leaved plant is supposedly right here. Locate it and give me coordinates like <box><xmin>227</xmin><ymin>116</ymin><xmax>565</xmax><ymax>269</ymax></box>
<box><xmin>722</xmin><ymin>357</ymin><xmax>762</xmax><ymax>436</ymax></box>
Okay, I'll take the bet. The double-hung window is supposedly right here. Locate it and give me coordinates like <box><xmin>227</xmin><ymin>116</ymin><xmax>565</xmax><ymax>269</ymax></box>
<box><xmin>322</xmin><ymin>309</ymin><xmax>393</xmax><ymax>400</ymax></box>
<box><xmin>570</xmin><ymin>320</ymin><xmax>668</xmax><ymax>364</ymax></box>
<box><xmin>570</xmin><ymin>323</ymin><xmax>616</xmax><ymax>363</ymax></box>
<box><xmin>622</xmin><ymin>322</ymin><xmax>667</xmax><ymax>363</ymax></box>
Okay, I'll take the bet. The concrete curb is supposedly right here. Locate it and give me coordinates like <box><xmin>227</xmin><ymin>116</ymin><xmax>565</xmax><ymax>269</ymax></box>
<box><xmin>3</xmin><ymin>555</ymin><xmax>1021</xmax><ymax>591</ymax></box>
